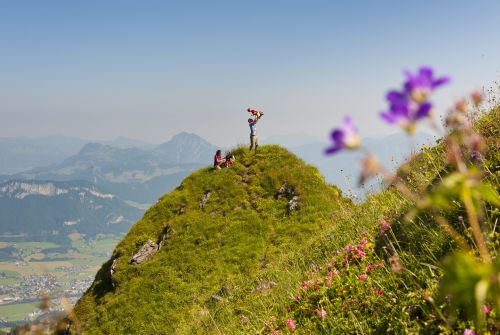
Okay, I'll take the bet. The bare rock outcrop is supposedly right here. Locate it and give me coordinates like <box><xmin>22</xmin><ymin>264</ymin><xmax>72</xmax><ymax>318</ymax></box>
<box><xmin>128</xmin><ymin>240</ymin><xmax>159</xmax><ymax>265</ymax></box>
<box><xmin>110</xmin><ymin>259</ymin><xmax>118</xmax><ymax>276</ymax></box>
<box><xmin>288</xmin><ymin>196</ymin><xmax>300</xmax><ymax>211</ymax></box>
<box><xmin>200</xmin><ymin>191</ymin><xmax>211</xmax><ymax>209</ymax></box>
<box><xmin>127</xmin><ymin>225</ymin><xmax>172</xmax><ymax>266</ymax></box>
<box><xmin>277</xmin><ymin>183</ymin><xmax>300</xmax><ymax>212</ymax></box>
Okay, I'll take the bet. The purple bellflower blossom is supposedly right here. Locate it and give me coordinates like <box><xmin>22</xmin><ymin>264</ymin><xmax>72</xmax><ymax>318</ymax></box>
<box><xmin>380</xmin><ymin>91</ymin><xmax>432</xmax><ymax>133</ymax></box>
<box><xmin>404</xmin><ymin>67</ymin><xmax>450</xmax><ymax>103</ymax></box>
<box><xmin>325</xmin><ymin>117</ymin><xmax>361</xmax><ymax>155</ymax></box>
<box><xmin>380</xmin><ymin>67</ymin><xmax>449</xmax><ymax>133</ymax></box>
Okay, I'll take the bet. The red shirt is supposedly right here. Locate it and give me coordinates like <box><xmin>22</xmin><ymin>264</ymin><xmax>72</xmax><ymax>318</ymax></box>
<box><xmin>214</xmin><ymin>153</ymin><xmax>223</xmax><ymax>167</ymax></box>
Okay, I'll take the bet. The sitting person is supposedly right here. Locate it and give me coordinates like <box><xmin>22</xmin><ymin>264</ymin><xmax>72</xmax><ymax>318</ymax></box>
<box><xmin>213</xmin><ymin>150</ymin><xmax>224</xmax><ymax>169</ymax></box>
<box><xmin>223</xmin><ymin>154</ymin><xmax>235</xmax><ymax>168</ymax></box>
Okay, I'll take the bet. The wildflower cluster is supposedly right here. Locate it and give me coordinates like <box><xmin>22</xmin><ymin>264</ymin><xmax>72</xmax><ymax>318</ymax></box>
<box><xmin>262</xmin><ymin>228</ymin><xmax>390</xmax><ymax>334</ymax></box>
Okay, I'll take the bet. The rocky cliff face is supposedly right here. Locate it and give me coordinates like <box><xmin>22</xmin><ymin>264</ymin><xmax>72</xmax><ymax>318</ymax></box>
<box><xmin>0</xmin><ymin>181</ymin><xmax>114</xmax><ymax>200</ymax></box>
<box><xmin>0</xmin><ymin>181</ymin><xmax>68</xmax><ymax>199</ymax></box>
<box><xmin>0</xmin><ymin>180</ymin><xmax>141</xmax><ymax>238</ymax></box>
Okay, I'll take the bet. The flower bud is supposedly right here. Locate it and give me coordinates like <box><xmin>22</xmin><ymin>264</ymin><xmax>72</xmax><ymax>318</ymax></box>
<box><xmin>471</xmin><ymin>91</ymin><xmax>483</xmax><ymax>105</ymax></box>
<box><xmin>359</xmin><ymin>154</ymin><xmax>381</xmax><ymax>185</ymax></box>
<box><xmin>454</xmin><ymin>99</ymin><xmax>469</xmax><ymax>113</ymax></box>
<box><xmin>389</xmin><ymin>255</ymin><xmax>403</xmax><ymax>272</ymax></box>
<box><xmin>445</xmin><ymin>111</ymin><xmax>468</xmax><ymax>129</ymax></box>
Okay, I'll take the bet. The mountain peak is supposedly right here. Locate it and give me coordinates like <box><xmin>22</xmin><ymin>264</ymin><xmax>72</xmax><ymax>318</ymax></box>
<box><xmin>78</xmin><ymin>142</ymin><xmax>109</xmax><ymax>155</ymax></box>
<box><xmin>166</xmin><ymin>132</ymin><xmax>210</xmax><ymax>145</ymax></box>
<box><xmin>154</xmin><ymin>132</ymin><xmax>217</xmax><ymax>164</ymax></box>
<box><xmin>74</xmin><ymin>145</ymin><xmax>348</xmax><ymax>333</ymax></box>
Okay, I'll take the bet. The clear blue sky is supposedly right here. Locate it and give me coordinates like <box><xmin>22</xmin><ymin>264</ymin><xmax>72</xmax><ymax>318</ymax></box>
<box><xmin>1</xmin><ymin>0</ymin><xmax>499</xmax><ymax>146</ymax></box>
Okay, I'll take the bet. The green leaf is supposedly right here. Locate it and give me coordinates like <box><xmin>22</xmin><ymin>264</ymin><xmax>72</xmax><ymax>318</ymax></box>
<box><xmin>439</xmin><ymin>253</ymin><xmax>499</xmax><ymax>330</ymax></box>
<box><xmin>475</xmin><ymin>183</ymin><xmax>500</xmax><ymax>206</ymax></box>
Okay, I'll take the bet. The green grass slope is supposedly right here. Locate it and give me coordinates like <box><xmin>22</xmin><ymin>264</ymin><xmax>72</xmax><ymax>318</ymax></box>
<box><xmin>73</xmin><ymin>145</ymin><xmax>350</xmax><ymax>334</ymax></box>
<box><xmin>201</xmin><ymin>107</ymin><xmax>499</xmax><ymax>334</ymax></box>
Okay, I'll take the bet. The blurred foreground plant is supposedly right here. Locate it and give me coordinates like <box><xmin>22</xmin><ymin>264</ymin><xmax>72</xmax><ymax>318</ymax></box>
<box><xmin>325</xmin><ymin>67</ymin><xmax>499</xmax><ymax>333</ymax></box>
<box><xmin>10</xmin><ymin>292</ymin><xmax>81</xmax><ymax>335</ymax></box>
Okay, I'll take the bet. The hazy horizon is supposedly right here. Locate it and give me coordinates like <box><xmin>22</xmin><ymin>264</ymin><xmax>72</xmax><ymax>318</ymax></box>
<box><xmin>2</xmin><ymin>1</ymin><xmax>500</xmax><ymax>146</ymax></box>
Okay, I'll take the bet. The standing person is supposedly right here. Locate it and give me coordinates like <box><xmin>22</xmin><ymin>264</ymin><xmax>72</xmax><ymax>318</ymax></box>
<box><xmin>248</xmin><ymin>115</ymin><xmax>260</xmax><ymax>152</ymax></box>
<box><xmin>213</xmin><ymin>150</ymin><xmax>224</xmax><ymax>169</ymax></box>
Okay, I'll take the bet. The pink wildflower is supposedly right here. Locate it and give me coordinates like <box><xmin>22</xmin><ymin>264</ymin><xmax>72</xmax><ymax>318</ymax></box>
<box><xmin>355</xmin><ymin>249</ymin><xmax>366</xmax><ymax>258</ymax></box>
<box><xmin>286</xmin><ymin>319</ymin><xmax>296</xmax><ymax>332</ymax></box>
<box><xmin>366</xmin><ymin>264</ymin><xmax>375</xmax><ymax>273</ymax></box>
<box><xmin>379</xmin><ymin>219</ymin><xmax>391</xmax><ymax>229</ymax></box>
<box><xmin>325</xmin><ymin>276</ymin><xmax>332</xmax><ymax>287</ymax></box>
<box><xmin>482</xmin><ymin>304</ymin><xmax>492</xmax><ymax>314</ymax></box>
<box><xmin>379</xmin><ymin>219</ymin><xmax>391</xmax><ymax>235</ymax></box>
<box><xmin>301</xmin><ymin>281</ymin><xmax>309</xmax><ymax>289</ymax></box>
<box><xmin>463</xmin><ymin>329</ymin><xmax>476</xmax><ymax>335</ymax></box>
<box><xmin>358</xmin><ymin>274</ymin><xmax>368</xmax><ymax>282</ymax></box>
<box><xmin>345</xmin><ymin>245</ymin><xmax>354</xmax><ymax>253</ymax></box>
<box><xmin>330</xmin><ymin>269</ymin><xmax>340</xmax><ymax>276</ymax></box>
<box><xmin>315</xmin><ymin>309</ymin><xmax>327</xmax><ymax>318</ymax></box>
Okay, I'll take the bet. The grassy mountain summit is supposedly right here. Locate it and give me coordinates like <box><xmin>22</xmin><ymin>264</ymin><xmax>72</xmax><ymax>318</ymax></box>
<box><xmin>74</xmin><ymin>145</ymin><xmax>350</xmax><ymax>334</ymax></box>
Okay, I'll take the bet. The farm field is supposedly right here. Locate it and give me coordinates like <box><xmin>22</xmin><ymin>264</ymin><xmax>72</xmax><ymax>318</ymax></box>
<box><xmin>0</xmin><ymin>235</ymin><xmax>121</xmax><ymax>331</ymax></box>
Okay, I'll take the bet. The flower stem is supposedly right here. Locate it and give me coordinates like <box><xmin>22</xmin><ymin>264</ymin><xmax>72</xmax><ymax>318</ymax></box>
<box><xmin>461</xmin><ymin>185</ymin><xmax>491</xmax><ymax>263</ymax></box>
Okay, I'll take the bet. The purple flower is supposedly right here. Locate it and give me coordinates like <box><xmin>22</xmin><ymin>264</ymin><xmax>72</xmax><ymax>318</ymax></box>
<box><xmin>381</xmin><ymin>67</ymin><xmax>449</xmax><ymax>133</ymax></box>
<box><xmin>404</xmin><ymin>67</ymin><xmax>450</xmax><ymax>103</ymax></box>
<box><xmin>380</xmin><ymin>91</ymin><xmax>432</xmax><ymax>133</ymax></box>
<box><xmin>470</xmin><ymin>151</ymin><xmax>479</xmax><ymax>160</ymax></box>
<box><xmin>325</xmin><ymin>117</ymin><xmax>361</xmax><ymax>154</ymax></box>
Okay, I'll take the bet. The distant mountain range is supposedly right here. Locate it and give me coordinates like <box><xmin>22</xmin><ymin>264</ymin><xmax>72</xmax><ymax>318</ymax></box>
<box><xmin>0</xmin><ymin>135</ymin><xmax>156</xmax><ymax>175</ymax></box>
<box><xmin>3</xmin><ymin>132</ymin><xmax>218</xmax><ymax>204</ymax></box>
<box><xmin>0</xmin><ymin>180</ymin><xmax>142</xmax><ymax>241</ymax></box>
